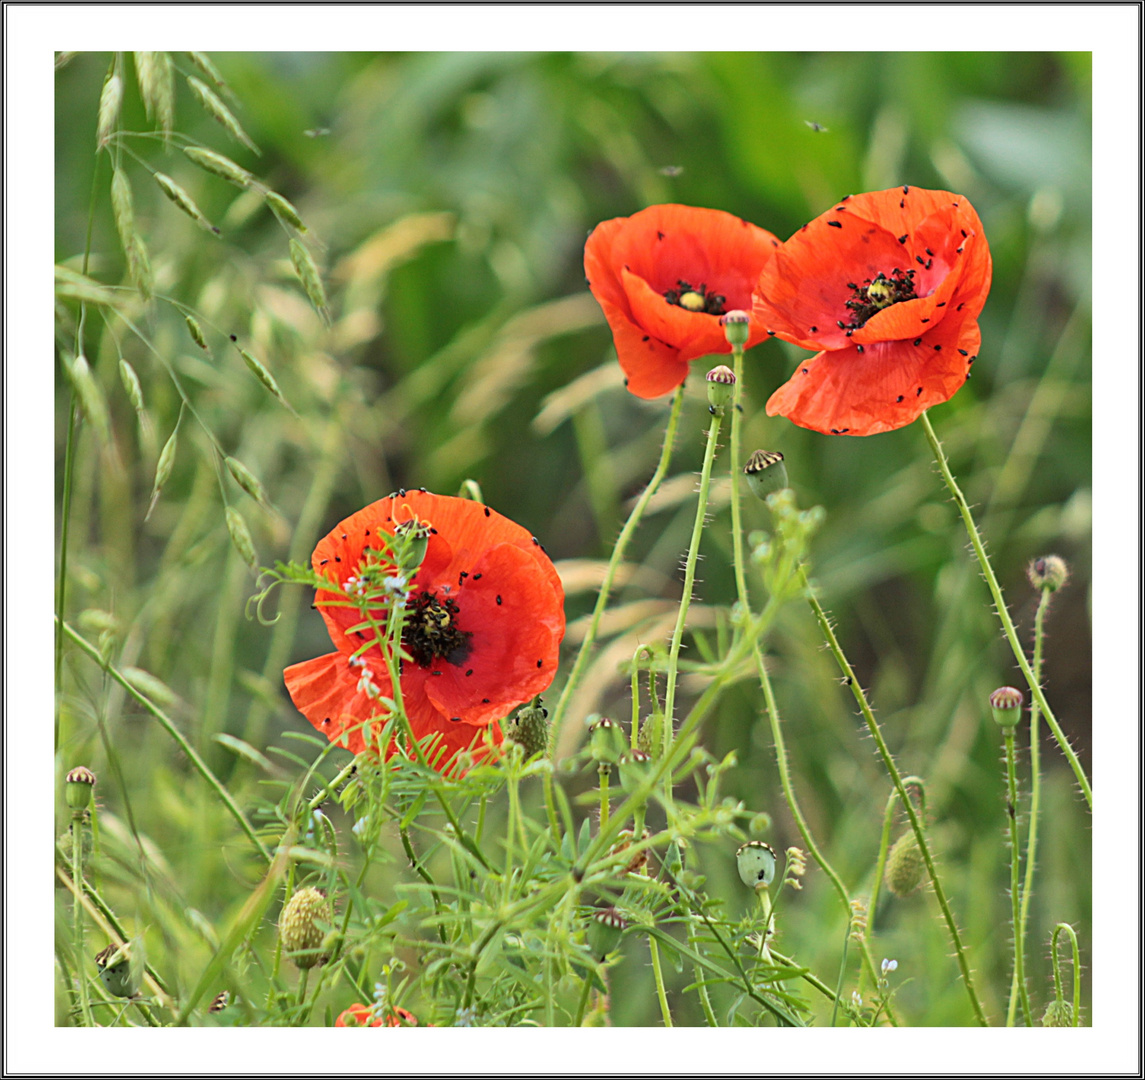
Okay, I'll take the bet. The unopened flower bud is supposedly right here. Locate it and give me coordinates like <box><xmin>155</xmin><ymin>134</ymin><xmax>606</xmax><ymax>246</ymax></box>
<box><xmin>743</xmin><ymin>450</ymin><xmax>789</xmax><ymax>501</ymax></box>
<box><xmin>393</xmin><ymin>518</ymin><xmax>431</xmax><ymax>575</ymax></box>
<box><xmin>719</xmin><ymin>309</ymin><xmax>751</xmax><ymax>349</ymax></box>
<box><xmin>65</xmin><ymin>766</ymin><xmax>96</xmax><ymax>811</ymax></box>
<box><xmin>1027</xmin><ymin>555</ymin><xmax>1069</xmax><ymax>592</ymax></box>
<box><xmin>885</xmin><ymin>832</ymin><xmax>925</xmax><ymax>897</ymax></box>
<box><xmin>990</xmin><ymin>686</ymin><xmax>1024</xmax><ymax>730</ymax></box>
<box><xmin>617</xmin><ymin>748</ymin><xmax>653</xmax><ymax>794</ymax></box>
<box><xmin>1041</xmin><ymin>999</ymin><xmax>1073</xmax><ymax>1027</ymax></box>
<box><xmin>505</xmin><ymin>699</ymin><xmax>550</xmax><ymax>758</ymax></box>
<box><xmin>849</xmin><ymin>898</ymin><xmax>869</xmax><ymax>941</ymax></box>
<box><xmin>589</xmin><ymin>716</ymin><xmax>623</xmax><ymax>764</ymax></box>
<box><xmin>94</xmin><ymin>943</ymin><xmax>139</xmax><ymax>998</ymax></box>
<box><xmin>736</xmin><ymin>839</ymin><xmax>776</xmax><ymax>889</ymax></box>
<box><xmin>705</xmin><ymin>365</ymin><xmax>736</xmax><ymax>414</ymax></box>
<box><xmin>586</xmin><ymin>907</ymin><xmax>627</xmax><ymax>960</ymax></box>
<box><xmin>279</xmin><ymin>886</ymin><xmax>329</xmax><ymax>969</ymax></box>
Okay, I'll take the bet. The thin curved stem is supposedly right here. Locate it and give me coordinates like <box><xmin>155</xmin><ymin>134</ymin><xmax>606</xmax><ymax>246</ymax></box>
<box><xmin>919</xmin><ymin>411</ymin><xmax>1090</xmax><ymax>807</ymax></box>
<box><xmin>549</xmin><ymin>385</ymin><xmax>685</xmax><ymax>754</ymax></box>
<box><xmin>800</xmin><ymin>567</ymin><xmax>990</xmax><ymax>1026</ymax></box>
<box><xmin>662</xmin><ymin>407</ymin><xmax>723</xmax><ymax>759</ymax></box>
<box><xmin>1003</xmin><ymin>727</ymin><xmax>1033</xmax><ymax>1025</ymax></box>
<box><xmin>648</xmin><ymin>936</ymin><xmax>673</xmax><ymax>1026</ymax></box>
<box><xmin>1051</xmin><ymin>922</ymin><xmax>1082</xmax><ymax>1026</ymax></box>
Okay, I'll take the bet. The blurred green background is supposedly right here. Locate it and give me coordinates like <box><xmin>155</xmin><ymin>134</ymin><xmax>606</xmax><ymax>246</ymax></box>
<box><xmin>55</xmin><ymin>51</ymin><xmax>1091</xmax><ymax>1025</ymax></box>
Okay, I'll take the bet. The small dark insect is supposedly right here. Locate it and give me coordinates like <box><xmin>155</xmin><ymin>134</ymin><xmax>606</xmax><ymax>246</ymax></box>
<box><xmin>304</xmin><ymin>127</ymin><xmax>332</xmax><ymax>138</ymax></box>
<box><xmin>805</xmin><ymin>120</ymin><xmax>828</xmax><ymax>132</ymax></box>
<box><xmin>658</xmin><ymin>164</ymin><xmax>684</xmax><ymax>177</ymax></box>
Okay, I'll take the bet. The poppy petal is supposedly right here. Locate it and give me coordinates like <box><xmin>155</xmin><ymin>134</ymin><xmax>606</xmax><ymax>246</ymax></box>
<box><xmin>283</xmin><ymin>652</ymin><xmax>393</xmax><ymax>756</ymax></box>
<box><xmin>766</xmin><ymin>316</ymin><xmax>982</xmax><ymax>437</ymax></box>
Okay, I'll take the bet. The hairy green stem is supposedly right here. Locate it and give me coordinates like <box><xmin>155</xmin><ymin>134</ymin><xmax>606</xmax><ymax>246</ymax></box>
<box><xmin>919</xmin><ymin>411</ymin><xmax>1090</xmax><ymax>807</ymax></box>
<box><xmin>648</xmin><ymin>936</ymin><xmax>673</xmax><ymax>1026</ymax></box>
<box><xmin>549</xmin><ymin>385</ymin><xmax>685</xmax><ymax>753</ymax></box>
<box><xmin>1051</xmin><ymin>922</ymin><xmax>1081</xmax><ymax>1026</ymax></box>
<box><xmin>1003</xmin><ymin>726</ymin><xmax>1032</xmax><ymax>1025</ymax></box>
<box><xmin>800</xmin><ymin>568</ymin><xmax>990</xmax><ymax>1026</ymax></box>
<box><xmin>1010</xmin><ymin>584</ymin><xmax>1051</xmax><ymax>1023</ymax></box>
<box><xmin>71</xmin><ymin>814</ymin><xmax>95</xmax><ymax>1027</ymax></box>
<box><xmin>663</xmin><ymin>407</ymin><xmax>724</xmax><ymax>760</ymax></box>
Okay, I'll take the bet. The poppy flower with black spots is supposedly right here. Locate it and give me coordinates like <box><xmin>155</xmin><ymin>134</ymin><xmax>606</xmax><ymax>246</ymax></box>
<box><xmin>584</xmin><ymin>204</ymin><xmax>779</xmax><ymax>398</ymax></box>
<box><xmin>284</xmin><ymin>491</ymin><xmax>565</xmax><ymax>773</ymax></box>
<box><xmin>752</xmin><ymin>187</ymin><xmax>992</xmax><ymax>436</ymax></box>
<box><xmin>334</xmin><ymin>1003</ymin><xmax>421</xmax><ymax>1027</ymax></box>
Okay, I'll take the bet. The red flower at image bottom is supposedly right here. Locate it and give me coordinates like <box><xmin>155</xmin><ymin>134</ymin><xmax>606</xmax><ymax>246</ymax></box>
<box><xmin>335</xmin><ymin>1004</ymin><xmax>420</xmax><ymax>1027</ymax></box>
<box><xmin>585</xmin><ymin>203</ymin><xmax>779</xmax><ymax>398</ymax></box>
<box><xmin>283</xmin><ymin>491</ymin><xmax>565</xmax><ymax>773</ymax></box>
<box><xmin>752</xmin><ymin>186</ymin><xmax>992</xmax><ymax>436</ymax></box>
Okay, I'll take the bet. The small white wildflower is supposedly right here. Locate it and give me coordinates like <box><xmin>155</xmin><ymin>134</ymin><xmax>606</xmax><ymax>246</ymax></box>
<box><xmin>881</xmin><ymin>958</ymin><xmax>898</xmax><ymax>976</ymax></box>
<box><xmin>352</xmin><ymin>815</ymin><xmax>369</xmax><ymax>837</ymax></box>
<box><xmin>348</xmin><ymin>655</ymin><xmax>365</xmax><ymax>669</ymax></box>
<box><xmin>454</xmin><ymin>1006</ymin><xmax>477</xmax><ymax>1027</ymax></box>
<box><xmin>851</xmin><ymin>990</ymin><xmax>863</xmax><ymax>1010</ymax></box>
<box><xmin>373</xmin><ymin>981</ymin><xmax>386</xmax><ymax>1002</ymax></box>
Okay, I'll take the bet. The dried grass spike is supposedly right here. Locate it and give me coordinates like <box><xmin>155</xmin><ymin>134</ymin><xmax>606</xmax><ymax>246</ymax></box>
<box><xmin>183</xmin><ymin>146</ymin><xmax>253</xmax><ymax>189</ymax></box>
<box><xmin>154</xmin><ymin>172</ymin><xmax>220</xmax><ymax>235</ymax></box>
<box><xmin>265</xmin><ymin>190</ymin><xmax>307</xmax><ymax>233</ymax></box>
<box><xmin>225</xmin><ymin>455</ymin><xmax>270</xmax><ymax>507</ymax></box>
<box><xmin>186</xmin><ymin>51</ymin><xmax>229</xmax><ymax>93</ymax></box>
<box><xmin>133</xmin><ymin>51</ymin><xmax>174</xmax><ymax>137</ymax></box>
<box><xmin>96</xmin><ymin>73</ymin><xmax>123</xmax><ymax>150</ymax></box>
<box><xmin>118</xmin><ymin>359</ymin><xmax>145</xmax><ymax>415</ymax></box>
<box><xmin>289</xmin><ymin>239</ymin><xmax>330</xmax><ymax>324</ymax></box>
<box><xmin>225</xmin><ymin>506</ymin><xmax>258</xmax><ymax>569</ymax></box>
<box><xmin>185</xmin><ymin>76</ymin><xmax>259</xmax><ymax>155</ymax></box>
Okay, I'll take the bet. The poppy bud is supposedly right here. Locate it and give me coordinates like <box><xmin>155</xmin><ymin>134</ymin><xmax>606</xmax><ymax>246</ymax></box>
<box><xmin>989</xmin><ymin>686</ymin><xmax>1024</xmax><ymax>730</ymax></box>
<box><xmin>884</xmin><ymin>832</ymin><xmax>925</xmax><ymax>897</ymax></box>
<box><xmin>588</xmin><ymin>716</ymin><xmax>623</xmax><ymax>764</ymax></box>
<box><xmin>705</xmin><ymin>365</ymin><xmax>736</xmax><ymax>414</ymax></box>
<box><xmin>279</xmin><ymin>886</ymin><xmax>329</xmax><ymax>969</ymax></box>
<box><xmin>617</xmin><ymin>749</ymin><xmax>653</xmax><ymax>794</ymax></box>
<box><xmin>743</xmin><ymin>450</ymin><xmax>789</xmax><ymax>501</ymax></box>
<box><xmin>94</xmin><ymin>943</ymin><xmax>139</xmax><ymax>998</ymax></box>
<box><xmin>1041</xmin><ymin>999</ymin><xmax>1074</xmax><ymax>1027</ymax></box>
<box><xmin>505</xmin><ymin>700</ymin><xmax>549</xmax><ymax>758</ymax></box>
<box><xmin>586</xmin><ymin>907</ymin><xmax>627</xmax><ymax>960</ymax></box>
<box><xmin>736</xmin><ymin>840</ymin><xmax>777</xmax><ymax>889</ymax></box>
<box><xmin>1027</xmin><ymin>554</ymin><xmax>1069</xmax><ymax>593</ymax></box>
<box><xmin>720</xmin><ymin>309</ymin><xmax>751</xmax><ymax>349</ymax></box>
<box><xmin>65</xmin><ymin>766</ymin><xmax>96</xmax><ymax>811</ymax></box>
<box><xmin>393</xmin><ymin>518</ymin><xmax>431</xmax><ymax>575</ymax></box>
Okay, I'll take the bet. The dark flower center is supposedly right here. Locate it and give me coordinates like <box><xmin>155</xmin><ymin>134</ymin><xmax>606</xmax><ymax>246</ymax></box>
<box><xmin>663</xmin><ymin>279</ymin><xmax>726</xmax><ymax>316</ymax></box>
<box><xmin>843</xmin><ymin>269</ymin><xmax>917</xmax><ymax>330</ymax></box>
<box><xmin>403</xmin><ymin>591</ymin><xmax>472</xmax><ymax>667</ymax></box>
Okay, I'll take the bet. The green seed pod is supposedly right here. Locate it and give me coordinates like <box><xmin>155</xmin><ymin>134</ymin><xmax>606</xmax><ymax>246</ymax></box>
<box><xmin>736</xmin><ymin>840</ymin><xmax>777</xmax><ymax>889</ymax></box>
<box><xmin>110</xmin><ymin>168</ymin><xmax>135</xmax><ymax>249</ymax></box>
<box><xmin>145</xmin><ymin>423</ymin><xmax>179</xmax><ymax>522</ymax></box>
<box><xmin>744</xmin><ymin>450</ymin><xmax>789</xmax><ymax>502</ymax></box>
<box><xmin>65</xmin><ymin>766</ymin><xmax>96</xmax><ymax>811</ymax></box>
<box><xmin>118</xmin><ymin>359</ymin><xmax>145</xmax><ymax>415</ymax></box>
<box><xmin>96</xmin><ymin>72</ymin><xmax>123</xmax><ymax>150</ymax></box>
<box><xmin>586</xmin><ymin>907</ymin><xmax>627</xmax><ymax>960</ymax></box>
<box><xmin>289</xmin><ymin>238</ymin><xmax>330</xmax><ymax>324</ymax></box>
<box><xmin>124</xmin><ymin>233</ymin><xmax>154</xmax><ymax>300</ymax></box>
<box><xmin>186</xmin><ymin>51</ymin><xmax>229</xmax><ymax>92</ymax></box>
<box><xmin>265</xmin><ymin>190</ymin><xmax>307</xmax><ymax>232</ymax></box>
<box><xmin>505</xmin><ymin>700</ymin><xmax>550</xmax><ymax>758</ymax></box>
<box><xmin>183</xmin><ymin>145</ymin><xmax>253</xmax><ymax>189</ymax></box>
<box><xmin>1027</xmin><ymin>555</ymin><xmax>1069</xmax><ymax>593</ymax></box>
<box><xmin>720</xmin><ymin>309</ymin><xmax>751</xmax><ymax>349</ymax></box>
<box><xmin>225</xmin><ymin>456</ymin><xmax>269</xmax><ymax>507</ymax></box>
<box><xmin>1041</xmin><ymin>999</ymin><xmax>1073</xmax><ymax>1027</ymax></box>
<box><xmin>278</xmin><ymin>886</ymin><xmax>329</xmax><ymax>969</ymax></box>
<box><xmin>154</xmin><ymin>171</ymin><xmax>220</xmax><ymax>235</ymax></box>
<box><xmin>885</xmin><ymin>832</ymin><xmax>925</xmax><ymax>897</ymax></box>
<box><xmin>185</xmin><ymin>315</ymin><xmax>209</xmax><ymax>350</ymax></box>
<box><xmin>225</xmin><ymin>507</ymin><xmax>258</xmax><ymax>569</ymax></box>
<box><xmin>94</xmin><ymin>943</ymin><xmax>140</xmax><ymax>998</ymax></box>
<box><xmin>989</xmin><ymin>686</ymin><xmax>1023</xmax><ymax>730</ymax></box>
<box><xmin>705</xmin><ymin>364</ymin><xmax>736</xmax><ymax>415</ymax></box>
<box><xmin>617</xmin><ymin>749</ymin><xmax>653</xmax><ymax>795</ymax></box>
<box><xmin>185</xmin><ymin>76</ymin><xmax>259</xmax><ymax>154</ymax></box>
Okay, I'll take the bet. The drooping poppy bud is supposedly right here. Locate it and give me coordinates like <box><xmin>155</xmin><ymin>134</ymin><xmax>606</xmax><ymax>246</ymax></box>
<box><xmin>743</xmin><ymin>450</ymin><xmax>789</xmax><ymax>501</ymax></box>
<box><xmin>736</xmin><ymin>840</ymin><xmax>777</xmax><ymax>889</ymax></box>
<box><xmin>1027</xmin><ymin>555</ymin><xmax>1069</xmax><ymax>593</ymax></box>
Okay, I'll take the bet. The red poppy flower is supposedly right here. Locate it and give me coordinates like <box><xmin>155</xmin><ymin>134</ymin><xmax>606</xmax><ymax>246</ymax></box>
<box><xmin>335</xmin><ymin>1003</ymin><xmax>420</xmax><ymax>1027</ymax></box>
<box><xmin>752</xmin><ymin>187</ymin><xmax>992</xmax><ymax>436</ymax></box>
<box><xmin>585</xmin><ymin>204</ymin><xmax>780</xmax><ymax>398</ymax></box>
<box><xmin>283</xmin><ymin>491</ymin><xmax>565</xmax><ymax>773</ymax></box>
